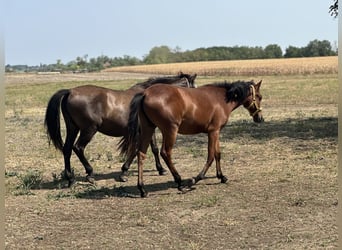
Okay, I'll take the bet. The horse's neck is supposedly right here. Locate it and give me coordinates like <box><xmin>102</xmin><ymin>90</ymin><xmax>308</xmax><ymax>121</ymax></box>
<box><xmin>127</xmin><ymin>85</ymin><xmax>145</xmax><ymax>94</ymax></box>
<box><xmin>230</xmin><ymin>101</ymin><xmax>242</xmax><ymax>112</ymax></box>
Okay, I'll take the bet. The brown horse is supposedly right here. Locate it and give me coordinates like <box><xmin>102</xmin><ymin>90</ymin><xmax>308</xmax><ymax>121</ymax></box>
<box><xmin>121</xmin><ymin>80</ymin><xmax>263</xmax><ymax>197</ymax></box>
<box><xmin>44</xmin><ymin>73</ymin><xmax>197</xmax><ymax>187</ymax></box>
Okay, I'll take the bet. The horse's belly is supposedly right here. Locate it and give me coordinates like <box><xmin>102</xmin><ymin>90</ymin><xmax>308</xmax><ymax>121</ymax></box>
<box><xmin>98</xmin><ymin>122</ymin><xmax>127</xmax><ymax>137</ymax></box>
<box><xmin>178</xmin><ymin>123</ymin><xmax>205</xmax><ymax>135</ymax></box>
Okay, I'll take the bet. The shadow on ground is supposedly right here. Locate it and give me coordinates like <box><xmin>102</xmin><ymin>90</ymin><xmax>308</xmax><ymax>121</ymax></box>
<box><xmin>226</xmin><ymin>116</ymin><xmax>337</xmax><ymax>140</ymax></box>
<box><xmin>176</xmin><ymin>116</ymin><xmax>337</xmax><ymax>147</ymax></box>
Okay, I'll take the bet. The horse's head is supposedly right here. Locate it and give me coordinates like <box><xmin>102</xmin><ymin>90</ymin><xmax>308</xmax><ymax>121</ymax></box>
<box><xmin>178</xmin><ymin>71</ymin><xmax>197</xmax><ymax>88</ymax></box>
<box><xmin>243</xmin><ymin>80</ymin><xmax>264</xmax><ymax>123</ymax></box>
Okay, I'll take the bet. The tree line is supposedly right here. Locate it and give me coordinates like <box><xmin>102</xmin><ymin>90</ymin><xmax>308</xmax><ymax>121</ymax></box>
<box><xmin>6</xmin><ymin>39</ymin><xmax>337</xmax><ymax>73</ymax></box>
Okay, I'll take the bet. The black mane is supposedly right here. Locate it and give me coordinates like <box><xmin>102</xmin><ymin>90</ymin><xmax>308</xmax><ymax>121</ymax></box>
<box><xmin>135</xmin><ymin>72</ymin><xmax>192</xmax><ymax>89</ymax></box>
<box><xmin>205</xmin><ymin>80</ymin><xmax>254</xmax><ymax>103</ymax></box>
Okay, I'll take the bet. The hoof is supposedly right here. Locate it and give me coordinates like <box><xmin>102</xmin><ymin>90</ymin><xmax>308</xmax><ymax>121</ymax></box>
<box><xmin>86</xmin><ymin>175</ymin><xmax>95</xmax><ymax>184</ymax></box>
<box><xmin>119</xmin><ymin>173</ymin><xmax>129</xmax><ymax>182</ymax></box>
<box><xmin>140</xmin><ymin>191</ymin><xmax>148</xmax><ymax>198</ymax></box>
<box><xmin>185</xmin><ymin>178</ymin><xmax>196</xmax><ymax>187</ymax></box>
<box><xmin>221</xmin><ymin>176</ymin><xmax>228</xmax><ymax>183</ymax></box>
<box><xmin>139</xmin><ymin>186</ymin><xmax>148</xmax><ymax>197</ymax></box>
<box><xmin>178</xmin><ymin>180</ymin><xmax>195</xmax><ymax>193</ymax></box>
<box><xmin>68</xmin><ymin>179</ymin><xmax>76</xmax><ymax>188</ymax></box>
<box><xmin>177</xmin><ymin>186</ymin><xmax>188</xmax><ymax>193</ymax></box>
<box><xmin>178</xmin><ymin>185</ymin><xmax>195</xmax><ymax>193</ymax></box>
<box><xmin>158</xmin><ymin>168</ymin><xmax>167</xmax><ymax>176</ymax></box>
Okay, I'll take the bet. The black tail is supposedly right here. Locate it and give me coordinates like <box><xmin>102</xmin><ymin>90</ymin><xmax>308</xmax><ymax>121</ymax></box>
<box><xmin>118</xmin><ymin>93</ymin><xmax>145</xmax><ymax>159</ymax></box>
<box><xmin>44</xmin><ymin>89</ymin><xmax>70</xmax><ymax>152</ymax></box>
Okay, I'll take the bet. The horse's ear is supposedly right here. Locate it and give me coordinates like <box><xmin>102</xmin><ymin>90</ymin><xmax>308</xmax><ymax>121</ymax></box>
<box><xmin>255</xmin><ymin>80</ymin><xmax>262</xmax><ymax>89</ymax></box>
<box><xmin>191</xmin><ymin>74</ymin><xmax>197</xmax><ymax>81</ymax></box>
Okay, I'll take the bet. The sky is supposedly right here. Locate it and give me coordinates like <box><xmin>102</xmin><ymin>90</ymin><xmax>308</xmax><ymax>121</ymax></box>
<box><xmin>4</xmin><ymin>0</ymin><xmax>338</xmax><ymax>66</ymax></box>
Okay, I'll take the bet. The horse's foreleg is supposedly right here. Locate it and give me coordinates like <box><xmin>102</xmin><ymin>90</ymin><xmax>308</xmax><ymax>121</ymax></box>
<box><xmin>212</xmin><ymin>131</ymin><xmax>228</xmax><ymax>183</ymax></box>
<box><xmin>150</xmin><ymin>133</ymin><xmax>167</xmax><ymax>175</ymax></box>
<box><xmin>193</xmin><ymin>130</ymin><xmax>220</xmax><ymax>184</ymax></box>
<box><xmin>193</xmin><ymin>160</ymin><xmax>214</xmax><ymax>184</ymax></box>
<box><xmin>215</xmin><ymin>149</ymin><xmax>228</xmax><ymax>183</ymax></box>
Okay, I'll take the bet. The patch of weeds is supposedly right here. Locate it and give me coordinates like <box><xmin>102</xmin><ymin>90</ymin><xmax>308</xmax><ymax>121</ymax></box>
<box><xmin>295</xmin><ymin>110</ymin><xmax>306</xmax><ymax>119</ymax></box>
<box><xmin>5</xmin><ymin>170</ymin><xmax>18</xmax><ymax>178</ymax></box>
<box><xmin>12</xmin><ymin>105</ymin><xmax>23</xmax><ymax>119</ymax></box>
<box><xmin>46</xmin><ymin>184</ymin><xmax>99</xmax><ymax>200</ymax></box>
<box><xmin>290</xmin><ymin>197</ymin><xmax>307</xmax><ymax>207</ymax></box>
<box><xmin>46</xmin><ymin>191</ymin><xmax>76</xmax><ymax>201</ymax></box>
<box><xmin>52</xmin><ymin>171</ymin><xmax>68</xmax><ymax>189</ymax></box>
<box><xmin>89</xmin><ymin>153</ymin><xmax>102</xmax><ymax>162</ymax></box>
<box><xmin>106</xmin><ymin>152</ymin><xmax>114</xmax><ymax>161</ymax></box>
<box><xmin>188</xmin><ymin>241</ymin><xmax>205</xmax><ymax>250</ymax></box>
<box><xmin>15</xmin><ymin>170</ymin><xmax>43</xmax><ymax>195</ymax></box>
<box><xmin>278</xmin><ymin>177</ymin><xmax>291</xmax><ymax>183</ymax></box>
<box><xmin>186</xmin><ymin>147</ymin><xmax>204</xmax><ymax>158</ymax></box>
<box><xmin>20</xmin><ymin>117</ymin><xmax>31</xmax><ymax>127</ymax></box>
<box><xmin>192</xmin><ymin>195</ymin><xmax>220</xmax><ymax>209</ymax></box>
<box><xmin>118</xmin><ymin>154</ymin><xmax>127</xmax><ymax>163</ymax></box>
<box><xmin>74</xmin><ymin>185</ymin><xmax>108</xmax><ymax>199</ymax></box>
<box><xmin>114</xmin><ymin>185</ymin><xmax>136</xmax><ymax>197</ymax></box>
<box><xmin>136</xmin><ymin>214</ymin><xmax>151</xmax><ymax>227</ymax></box>
<box><xmin>57</xmin><ymin>168</ymin><xmax>75</xmax><ymax>181</ymax></box>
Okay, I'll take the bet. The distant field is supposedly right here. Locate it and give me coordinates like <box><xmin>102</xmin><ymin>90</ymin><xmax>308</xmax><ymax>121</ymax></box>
<box><xmin>104</xmin><ymin>56</ymin><xmax>338</xmax><ymax>76</ymax></box>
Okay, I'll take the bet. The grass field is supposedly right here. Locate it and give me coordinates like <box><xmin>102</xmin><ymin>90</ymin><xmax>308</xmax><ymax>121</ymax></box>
<box><xmin>5</xmin><ymin>58</ymin><xmax>338</xmax><ymax>249</ymax></box>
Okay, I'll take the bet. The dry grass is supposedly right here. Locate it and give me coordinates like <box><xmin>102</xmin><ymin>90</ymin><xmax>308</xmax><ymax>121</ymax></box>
<box><xmin>5</xmin><ymin>71</ymin><xmax>337</xmax><ymax>249</ymax></box>
<box><xmin>104</xmin><ymin>56</ymin><xmax>338</xmax><ymax>76</ymax></box>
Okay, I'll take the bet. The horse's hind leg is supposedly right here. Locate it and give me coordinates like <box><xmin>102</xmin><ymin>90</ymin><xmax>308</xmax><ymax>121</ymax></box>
<box><xmin>63</xmin><ymin>126</ymin><xmax>79</xmax><ymax>187</ymax></box>
<box><xmin>160</xmin><ymin>128</ymin><xmax>184</xmax><ymax>190</ymax></box>
<box><xmin>150</xmin><ymin>132</ymin><xmax>167</xmax><ymax>175</ymax></box>
<box><xmin>120</xmin><ymin>153</ymin><xmax>135</xmax><ymax>182</ymax></box>
<box><xmin>137</xmin><ymin>125</ymin><xmax>156</xmax><ymax>197</ymax></box>
<box><xmin>119</xmin><ymin>132</ymin><xmax>167</xmax><ymax>182</ymax></box>
<box><xmin>73</xmin><ymin>128</ymin><xmax>97</xmax><ymax>184</ymax></box>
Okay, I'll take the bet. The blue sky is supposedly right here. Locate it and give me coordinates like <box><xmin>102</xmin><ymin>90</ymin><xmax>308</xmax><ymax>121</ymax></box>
<box><xmin>5</xmin><ymin>0</ymin><xmax>338</xmax><ymax>65</ymax></box>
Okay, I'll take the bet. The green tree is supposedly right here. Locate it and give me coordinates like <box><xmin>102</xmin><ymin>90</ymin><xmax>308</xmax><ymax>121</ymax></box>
<box><xmin>144</xmin><ymin>46</ymin><xmax>172</xmax><ymax>64</ymax></box>
<box><xmin>303</xmin><ymin>40</ymin><xmax>335</xmax><ymax>57</ymax></box>
<box><xmin>284</xmin><ymin>46</ymin><xmax>303</xmax><ymax>58</ymax></box>
<box><xmin>76</xmin><ymin>56</ymin><xmax>87</xmax><ymax>68</ymax></box>
<box><xmin>264</xmin><ymin>44</ymin><xmax>283</xmax><ymax>58</ymax></box>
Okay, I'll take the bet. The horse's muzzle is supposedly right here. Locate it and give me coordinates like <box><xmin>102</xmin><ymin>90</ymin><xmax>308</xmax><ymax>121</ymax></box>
<box><xmin>253</xmin><ymin>114</ymin><xmax>264</xmax><ymax>123</ymax></box>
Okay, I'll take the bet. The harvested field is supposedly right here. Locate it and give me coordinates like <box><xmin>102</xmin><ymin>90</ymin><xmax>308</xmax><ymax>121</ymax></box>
<box><xmin>5</xmin><ymin>63</ymin><xmax>337</xmax><ymax>249</ymax></box>
<box><xmin>104</xmin><ymin>56</ymin><xmax>338</xmax><ymax>76</ymax></box>
<box><xmin>4</xmin><ymin>72</ymin><xmax>154</xmax><ymax>85</ymax></box>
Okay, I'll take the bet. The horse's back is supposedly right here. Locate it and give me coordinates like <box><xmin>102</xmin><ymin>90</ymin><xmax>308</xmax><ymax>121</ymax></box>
<box><xmin>142</xmin><ymin>84</ymin><xmax>230</xmax><ymax>134</ymax></box>
<box><xmin>65</xmin><ymin>85</ymin><xmax>132</xmax><ymax>135</ymax></box>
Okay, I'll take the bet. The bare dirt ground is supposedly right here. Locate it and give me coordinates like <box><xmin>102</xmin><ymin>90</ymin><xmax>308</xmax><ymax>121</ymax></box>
<box><xmin>5</xmin><ymin>72</ymin><xmax>338</xmax><ymax>249</ymax></box>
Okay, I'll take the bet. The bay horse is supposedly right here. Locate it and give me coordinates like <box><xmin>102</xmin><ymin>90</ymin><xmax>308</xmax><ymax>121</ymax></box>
<box><xmin>44</xmin><ymin>72</ymin><xmax>197</xmax><ymax>187</ymax></box>
<box><xmin>121</xmin><ymin>80</ymin><xmax>263</xmax><ymax>197</ymax></box>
